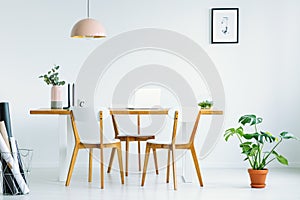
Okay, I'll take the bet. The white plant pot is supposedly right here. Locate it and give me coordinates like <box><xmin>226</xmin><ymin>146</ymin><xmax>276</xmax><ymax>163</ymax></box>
<box><xmin>51</xmin><ymin>86</ymin><xmax>63</xmax><ymax>109</ymax></box>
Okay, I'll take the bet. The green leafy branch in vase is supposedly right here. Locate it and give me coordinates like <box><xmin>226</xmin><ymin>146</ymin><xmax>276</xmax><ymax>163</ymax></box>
<box><xmin>39</xmin><ymin>65</ymin><xmax>65</xmax><ymax>86</ymax></box>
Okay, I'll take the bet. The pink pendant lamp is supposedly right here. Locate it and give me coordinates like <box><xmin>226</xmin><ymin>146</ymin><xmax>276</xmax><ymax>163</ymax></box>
<box><xmin>71</xmin><ymin>0</ymin><xmax>106</xmax><ymax>38</ymax></box>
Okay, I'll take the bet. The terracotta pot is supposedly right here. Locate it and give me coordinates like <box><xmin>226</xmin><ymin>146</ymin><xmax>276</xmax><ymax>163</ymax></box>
<box><xmin>51</xmin><ymin>86</ymin><xmax>63</xmax><ymax>109</ymax></box>
<box><xmin>248</xmin><ymin>169</ymin><xmax>268</xmax><ymax>188</ymax></box>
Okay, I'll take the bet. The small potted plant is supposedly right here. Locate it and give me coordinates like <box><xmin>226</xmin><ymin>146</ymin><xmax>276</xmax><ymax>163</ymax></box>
<box><xmin>224</xmin><ymin>114</ymin><xmax>297</xmax><ymax>188</ymax></box>
<box><xmin>198</xmin><ymin>100</ymin><xmax>213</xmax><ymax>109</ymax></box>
<box><xmin>39</xmin><ymin>65</ymin><xmax>65</xmax><ymax>109</ymax></box>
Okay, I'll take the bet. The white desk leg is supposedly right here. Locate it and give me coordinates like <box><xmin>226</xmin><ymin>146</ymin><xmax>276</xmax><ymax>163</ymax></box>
<box><xmin>181</xmin><ymin>122</ymin><xmax>193</xmax><ymax>183</ymax></box>
<box><xmin>58</xmin><ymin>115</ymin><xmax>72</xmax><ymax>182</ymax></box>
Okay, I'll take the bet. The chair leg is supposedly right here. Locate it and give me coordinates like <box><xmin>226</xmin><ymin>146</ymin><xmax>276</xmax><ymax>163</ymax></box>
<box><xmin>65</xmin><ymin>145</ymin><xmax>79</xmax><ymax>186</ymax></box>
<box><xmin>190</xmin><ymin>145</ymin><xmax>203</xmax><ymax>187</ymax></box>
<box><xmin>171</xmin><ymin>147</ymin><xmax>177</xmax><ymax>190</ymax></box>
<box><xmin>166</xmin><ymin>149</ymin><xmax>171</xmax><ymax>183</ymax></box>
<box><xmin>100</xmin><ymin>148</ymin><xmax>104</xmax><ymax>189</ymax></box>
<box><xmin>153</xmin><ymin>148</ymin><xmax>159</xmax><ymax>175</ymax></box>
<box><xmin>88</xmin><ymin>148</ymin><xmax>93</xmax><ymax>182</ymax></box>
<box><xmin>116</xmin><ymin>146</ymin><xmax>125</xmax><ymax>184</ymax></box>
<box><xmin>138</xmin><ymin>141</ymin><xmax>141</xmax><ymax>171</ymax></box>
<box><xmin>141</xmin><ymin>144</ymin><xmax>151</xmax><ymax>187</ymax></box>
<box><xmin>125</xmin><ymin>139</ymin><xmax>129</xmax><ymax>176</ymax></box>
<box><xmin>107</xmin><ymin>148</ymin><xmax>116</xmax><ymax>173</ymax></box>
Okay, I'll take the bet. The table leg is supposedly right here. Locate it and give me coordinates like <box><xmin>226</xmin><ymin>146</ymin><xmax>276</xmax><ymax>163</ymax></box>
<box><xmin>137</xmin><ymin>114</ymin><xmax>141</xmax><ymax>171</ymax></box>
<box><xmin>58</xmin><ymin>115</ymin><xmax>72</xmax><ymax>182</ymax></box>
<box><xmin>181</xmin><ymin>122</ymin><xmax>193</xmax><ymax>183</ymax></box>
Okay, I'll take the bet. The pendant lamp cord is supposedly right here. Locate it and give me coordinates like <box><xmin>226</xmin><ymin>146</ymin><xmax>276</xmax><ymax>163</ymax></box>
<box><xmin>87</xmin><ymin>0</ymin><xmax>90</xmax><ymax>18</ymax></box>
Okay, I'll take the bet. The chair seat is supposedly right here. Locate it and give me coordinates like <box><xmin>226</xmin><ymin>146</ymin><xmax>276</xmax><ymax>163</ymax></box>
<box><xmin>81</xmin><ymin>138</ymin><xmax>120</xmax><ymax>145</ymax></box>
<box><xmin>117</xmin><ymin>133</ymin><xmax>155</xmax><ymax>138</ymax></box>
<box><xmin>146</xmin><ymin>139</ymin><xmax>171</xmax><ymax>145</ymax></box>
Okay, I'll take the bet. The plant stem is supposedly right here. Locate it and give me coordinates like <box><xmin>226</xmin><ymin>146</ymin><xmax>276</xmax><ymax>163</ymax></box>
<box><xmin>253</xmin><ymin>123</ymin><xmax>261</xmax><ymax>169</ymax></box>
<box><xmin>258</xmin><ymin>143</ymin><xmax>264</xmax><ymax>168</ymax></box>
<box><xmin>264</xmin><ymin>157</ymin><xmax>276</xmax><ymax>167</ymax></box>
<box><xmin>254</xmin><ymin>124</ymin><xmax>258</xmax><ymax>135</ymax></box>
<box><xmin>263</xmin><ymin>137</ymin><xmax>283</xmax><ymax>168</ymax></box>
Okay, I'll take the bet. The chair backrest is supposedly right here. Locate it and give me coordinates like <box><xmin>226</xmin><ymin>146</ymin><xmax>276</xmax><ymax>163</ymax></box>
<box><xmin>70</xmin><ymin>106</ymin><xmax>99</xmax><ymax>142</ymax></box>
<box><xmin>99</xmin><ymin>110</ymin><xmax>104</xmax><ymax>145</ymax></box>
<box><xmin>69</xmin><ymin>110</ymin><xmax>80</xmax><ymax>143</ymax></box>
<box><xmin>177</xmin><ymin>106</ymin><xmax>200</xmax><ymax>144</ymax></box>
<box><xmin>180</xmin><ymin>106</ymin><xmax>199</xmax><ymax>123</ymax></box>
<box><xmin>168</xmin><ymin>109</ymin><xmax>179</xmax><ymax>145</ymax></box>
<box><xmin>70</xmin><ymin>106</ymin><xmax>111</xmax><ymax>143</ymax></box>
<box><xmin>179</xmin><ymin>107</ymin><xmax>204</xmax><ymax>144</ymax></box>
<box><xmin>188</xmin><ymin>110</ymin><xmax>202</xmax><ymax>144</ymax></box>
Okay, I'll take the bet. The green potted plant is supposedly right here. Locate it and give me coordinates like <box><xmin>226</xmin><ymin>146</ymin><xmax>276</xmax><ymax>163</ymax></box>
<box><xmin>224</xmin><ymin>114</ymin><xmax>297</xmax><ymax>188</ymax></box>
<box><xmin>39</xmin><ymin>65</ymin><xmax>65</xmax><ymax>109</ymax></box>
<box><xmin>198</xmin><ymin>100</ymin><xmax>213</xmax><ymax>109</ymax></box>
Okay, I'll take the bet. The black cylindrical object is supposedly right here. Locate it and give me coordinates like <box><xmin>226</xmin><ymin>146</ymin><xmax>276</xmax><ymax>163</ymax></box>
<box><xmin>0</xmin><ymin>102</ymin><xmax>13</xmax><ymax>137</ymax></box>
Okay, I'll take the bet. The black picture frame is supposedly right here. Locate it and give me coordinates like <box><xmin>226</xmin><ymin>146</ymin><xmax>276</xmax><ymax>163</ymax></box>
<box><xmin>211</xmin><ymin>8</ymin><xmax>239</xmax><ymax>44</ymax></box>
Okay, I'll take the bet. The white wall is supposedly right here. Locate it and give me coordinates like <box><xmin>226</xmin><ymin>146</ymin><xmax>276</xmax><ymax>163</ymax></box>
<box><xmin>0</xmin><ymin>0</ymin><xmax>299</xmax><ymax>169</ymax></box>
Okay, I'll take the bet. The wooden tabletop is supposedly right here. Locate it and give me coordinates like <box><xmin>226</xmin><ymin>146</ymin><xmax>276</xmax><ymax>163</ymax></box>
<box><xmin>30</xmin><ymin>108</ymin><xmax>222</xmax><ymax>115</ymax></box>
<box><xmin>109</xmin><ymin>108</ymin><xmax>223</xmax><ymax>115</ymax></box>
<box><xmin>109</xmin><ymin>108</ymin><xmax>169</xmax><ymax>115</ymax></box>
<box><xmin>199</xmin><ymin>109</ymin><xmax>223</xmax><ymax>115</ymax></box>
<box><xmin>30</xmin><ymin>109</ymin><xmax>71</xmax><ymax>115</ymax></box>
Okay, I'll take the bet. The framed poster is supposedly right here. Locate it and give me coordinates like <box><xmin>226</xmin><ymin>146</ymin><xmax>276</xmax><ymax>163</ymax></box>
<box><xmin>211</xmin><ymin>8</ymin><xmax>239</xmax><ymax>44</ymax></box>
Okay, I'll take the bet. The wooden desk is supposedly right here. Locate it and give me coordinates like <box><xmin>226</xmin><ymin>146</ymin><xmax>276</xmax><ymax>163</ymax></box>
<box><xmin>30</xmin><ymin>109</ymin><xmax>72</xmax><ymax>181</ymax></box>
<box><xmin>109</xmin><ymin>108</ymin><xmax>170</xmax><ymax>176</ymax></box>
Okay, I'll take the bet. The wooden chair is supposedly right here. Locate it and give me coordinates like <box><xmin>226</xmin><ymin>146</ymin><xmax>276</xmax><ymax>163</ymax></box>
<box><xmin>175</xmin><ymin>108</ymin><xmax>223</xmax><ymax>187</ymax></box>
<box><xmin>141</xmin><ymin>110</ymin><xmax>179</xmax><ymax>190</ymax></box>
<box><xmin>108</xmin><ymin>111</ymin><xmax>166</xmax><ymax>176</ymax></box>
<box><xmin>65</xmin><ymin>107</ymin><xmax>124</xmax><ymax>189</ymax></box>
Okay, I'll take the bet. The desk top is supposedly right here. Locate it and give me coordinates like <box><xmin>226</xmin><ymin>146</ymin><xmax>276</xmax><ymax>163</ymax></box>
<box><xmin>109</xmin><ymin>108</ymin><xmax>223</xmax><ymax>115</ymax></box>
<box><xmin>30</xmin><ymin>108</ymin><xmax>223</xmax><ymax>116</ymax></box>
<box><xmin>109</xmin><ymin>108</ymin><xmax>169</xmax><ymax>115</ymax></box>
<box><xmin>30</xmin><ymin>109</ymin><xmax>71</xmax><ymax>115</ymax></box>
<box><xmin>199</xmin><ymin>109</ymin><xmax>223</xmax><ymax>115</ymax></box>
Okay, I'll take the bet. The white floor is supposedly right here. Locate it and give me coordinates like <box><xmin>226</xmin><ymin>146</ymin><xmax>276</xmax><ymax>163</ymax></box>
<box><xmin>1</xmin><ymin>167</ymin><xmax>299</xmax><ymax>200</ymax></box>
